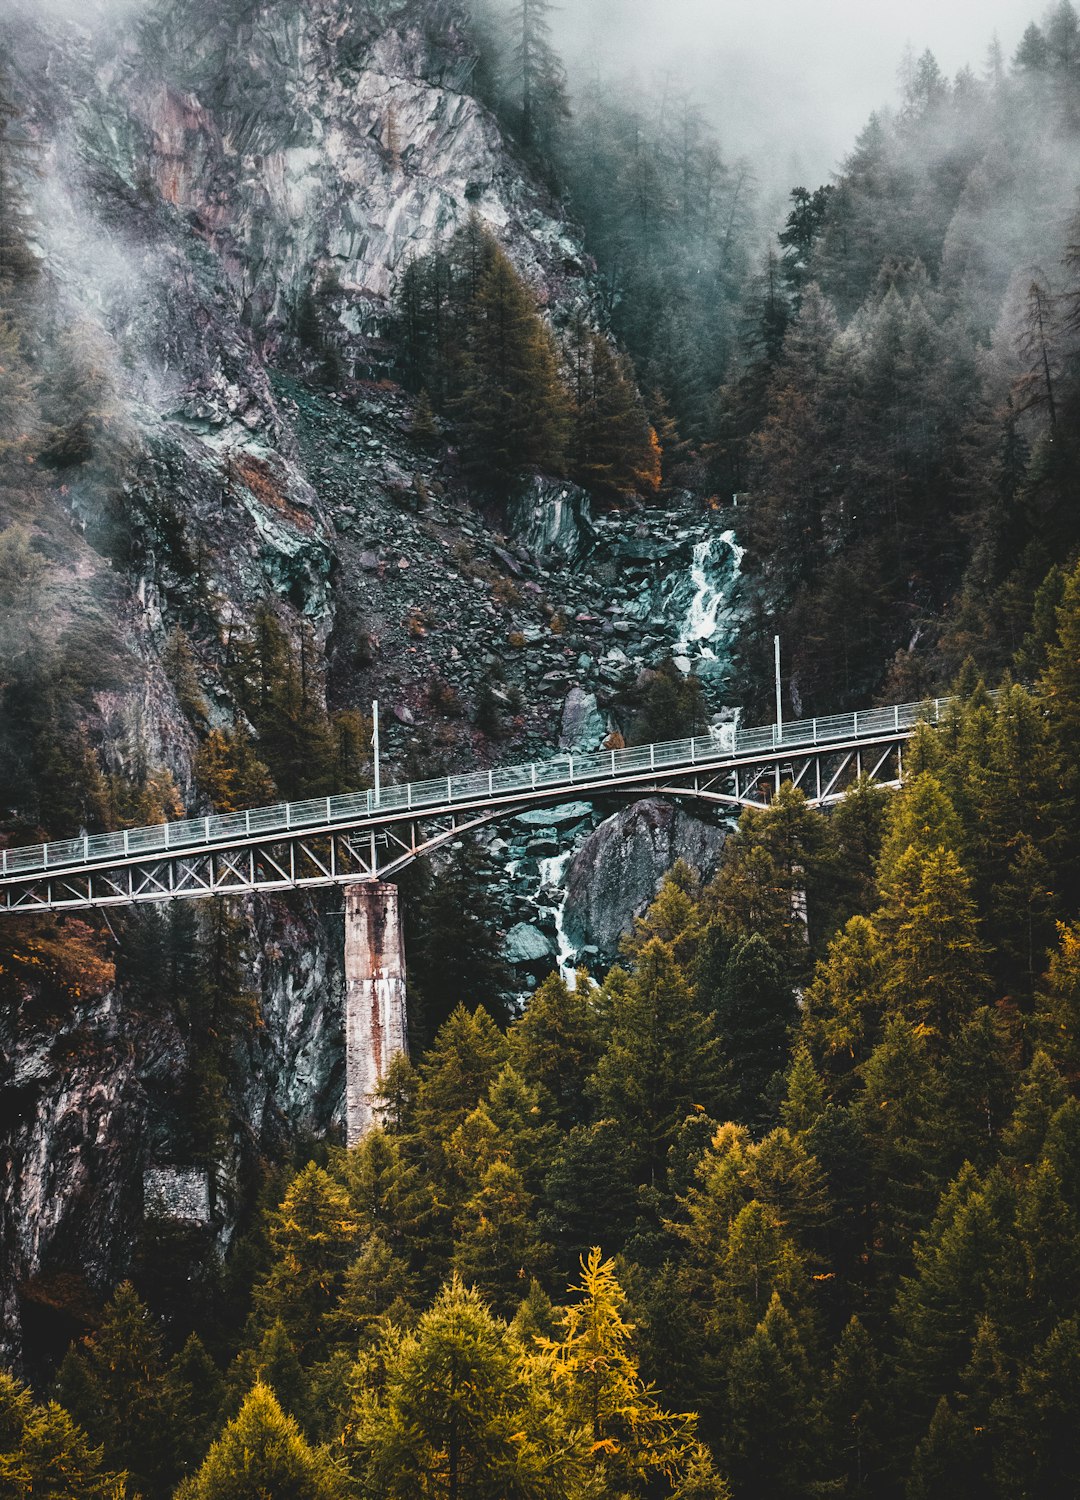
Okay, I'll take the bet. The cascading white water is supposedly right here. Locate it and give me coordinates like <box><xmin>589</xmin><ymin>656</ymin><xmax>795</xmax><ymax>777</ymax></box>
<box><xmin>680</xmin><ymin>528</ymin><xmax>745</xmax><ymax>659</ymax></box>
<box><xmin>537</xmin><ymin>849</ymin><xmax>576</xmax><ymax>984</ymax></box>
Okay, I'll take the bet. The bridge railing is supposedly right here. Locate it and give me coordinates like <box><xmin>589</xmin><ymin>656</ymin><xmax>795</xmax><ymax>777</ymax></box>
<box><xmin>0</xmin><ymin>696</ymin><xmax>949</xmax><ymax>881</ymax></box>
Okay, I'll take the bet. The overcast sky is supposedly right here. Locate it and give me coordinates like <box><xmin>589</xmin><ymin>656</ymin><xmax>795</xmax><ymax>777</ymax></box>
<box><xmin>551</xmin><ymin>0</ymin><xmax>1041</xmax><ymax>195</ymax></box>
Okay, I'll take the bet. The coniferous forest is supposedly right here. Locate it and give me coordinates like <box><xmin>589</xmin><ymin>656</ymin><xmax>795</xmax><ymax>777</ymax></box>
<box><xmin>4</xmin><ymin>0</ymin><xmax>1080</xmax><ymax>1497</ymax></box>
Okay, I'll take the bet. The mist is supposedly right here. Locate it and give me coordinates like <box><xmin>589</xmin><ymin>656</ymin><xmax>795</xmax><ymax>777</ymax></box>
<box><xmin>551</xmin><ymin>0</ymin><xmax>1040</xmax><ymax>191</ymax></box>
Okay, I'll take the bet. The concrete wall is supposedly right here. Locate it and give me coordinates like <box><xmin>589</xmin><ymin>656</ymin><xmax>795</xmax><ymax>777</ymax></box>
<box><xmin>344</xmin><ymin>882</ymin><xmax>408</xmax><ymax>1144</ymax></box>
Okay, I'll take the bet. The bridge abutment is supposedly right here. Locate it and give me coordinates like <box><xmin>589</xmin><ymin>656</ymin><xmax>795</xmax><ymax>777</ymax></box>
<box><xmin>344</xmin><ymin>881</ymin><xmax>408</xmax><ymax>1145</ymax></box>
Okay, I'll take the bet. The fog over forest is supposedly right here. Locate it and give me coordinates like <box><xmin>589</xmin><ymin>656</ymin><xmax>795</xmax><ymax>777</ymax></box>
<box><xmin>552</xmin><ymin>0</ymin><xmax>1041</xmax><ymax>190</ymax></box>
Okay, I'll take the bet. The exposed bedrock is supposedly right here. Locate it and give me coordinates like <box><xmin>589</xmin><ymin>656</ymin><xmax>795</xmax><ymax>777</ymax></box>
<box><xmin>562</xmin><ymin>798</ymin><xmax>727</xmax><ymax>963</ymax></box>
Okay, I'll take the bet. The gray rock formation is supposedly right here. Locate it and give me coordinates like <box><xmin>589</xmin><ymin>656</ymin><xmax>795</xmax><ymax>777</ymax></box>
<box><xmin>558</xmin><ymin>688</ymin><xmax>608</xmax><ymax>751</ymax></box>
<box><xmin>506</xmin><ymin>477</ymin><xmax>594</xmax><ymax>560</ymax></box>
<box><xmin>503</xmin><ymin>921</ymin><xmax>556</xmax><ymax>967</ymax></box>
<box><xmin>562</xmin><ymin>799</ymin><xmax>728</xmax><ymax>961</ymax></box>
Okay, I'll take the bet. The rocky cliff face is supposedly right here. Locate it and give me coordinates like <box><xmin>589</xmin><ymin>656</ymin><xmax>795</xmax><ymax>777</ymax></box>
<box><xmin>0</xmin><ymin>0</ymin><xmax>744</xmax><ymax>1362</ymax></box>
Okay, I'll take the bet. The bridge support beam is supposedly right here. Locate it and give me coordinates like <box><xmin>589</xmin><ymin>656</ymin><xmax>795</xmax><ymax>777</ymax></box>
<box><xmin>344</xmin><ymin>882</ymin><xmax>408</xmax><ymax>1146</ymax></box>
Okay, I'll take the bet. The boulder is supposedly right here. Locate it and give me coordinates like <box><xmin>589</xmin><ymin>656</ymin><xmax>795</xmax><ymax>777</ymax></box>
<box><xmin>514</xmin><ymin>802</ymin><xmax>593</xmax><ymax>829</ymax></box>
<box><xmin>506</xmin><ymin>476</ymin><xmax>594</xmax><ymax>560</ymax></box>
<box><xmin>503</xmin><ymin>923</ymin><xmax>556</xmax><ymax>966</ymax></box>
<box><xmin>558</xmin><ymin>687</ymin><xmax>607</xmax><ymax>751</ymax></box>
<box><xmin>563</xmin><ymin>798</ymin><xmax>727</xmax><ymax>960</ymax></box>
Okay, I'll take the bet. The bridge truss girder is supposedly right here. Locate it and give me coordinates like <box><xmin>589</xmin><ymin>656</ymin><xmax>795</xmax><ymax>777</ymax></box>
<box><xmin>0</xmin><ymin>735</ymin><xmax>905</xmax><ymax>914</ymax></box>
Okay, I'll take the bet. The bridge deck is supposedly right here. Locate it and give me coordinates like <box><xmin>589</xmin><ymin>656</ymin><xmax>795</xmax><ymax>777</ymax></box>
<box><xmin>1</xmin><ymin>697</ymin><xmax>942</xmax><ymax>888</ymax></box>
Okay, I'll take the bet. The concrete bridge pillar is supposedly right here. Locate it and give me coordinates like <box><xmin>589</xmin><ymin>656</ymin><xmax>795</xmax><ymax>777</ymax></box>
<box><xmin>344</xmin><ymin>881</ymin><xmax>408</xmax><ymax>1146</ymax></box>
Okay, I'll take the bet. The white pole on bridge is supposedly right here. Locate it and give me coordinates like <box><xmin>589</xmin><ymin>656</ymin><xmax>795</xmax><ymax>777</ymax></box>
<box><xmin>774</xmin><ymin>635</ymin><xmax>783</xmax><ymax>744</ymax></box>
<box><xmin>372</xmin><ymin>699</ymin><xmax>381</xmax><ymax>806</ymax></box>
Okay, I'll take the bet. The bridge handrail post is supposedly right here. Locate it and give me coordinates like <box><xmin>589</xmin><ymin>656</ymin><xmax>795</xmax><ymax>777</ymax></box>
<box><xmin>407</xmin><ymin>783</ymin><xmax>413</xmax><ymax>809</ymax></box>
<box><xmin>488</xmin><ymin>770</ymin><xmax>493</xmax><ymax>796</ymax></box>
<box><xmin>650</xmin><ymin>744</ymin><xmax>655</xmax><ymax>770</ymax></box>
<box><xmin>83</xmin><ymin>835</ymin><xmax>89</xmax><ymax>861</ymax></box>
<box><xmin>854</xmin><ymin>711</ymin><xmax>859</xmax><ymax>736</ymax></box>
<box><xmin>812</xmin><ymin>717</ymin><xmax>817</xmax><ymax>743</ymax></box>
<box><xmin>2</xmin><ymin>847</ymin><xmax>7</xmax><ymax>875</ymax></box>
<box><xmin>245</xmin><ymin>811</ymin><xmax>251</xmax><ymax>834</ymax></box>
<box><xmin>531</xmin><ymin>764</ymin><xmax>536</xmax><ymax>787</ymax></box>
<box><xmin>124</xmin><ymin>830</ymin><xmax>130</xmax><ymax>854</ymax></box>
<box><xmin>935</xmin><ymin>697</ymin><xmax>941</xmax><ymax>721</ymax></box>
<box><xmin>894</xmin><ymin>704</ymin><xmax>899</xmax><ymax>729</ymax></box>
<box><xmin>163</xmin><ymin>822</ymin><xmax>170</xmax><ymax>849</ymax></box>
<box><xmin>285</xmin><ymin>804</ymin><xmax>291</xmax><ymax>830</ymax></box>
<box><xmin>568</xmin><ymin>754</ymin><xmax>574</xmax><ymax>781</ymax></box>
<box><xmin>366</xmin><ymin>790</ymin><xmax>372</xmax><ymax>815</ymax></box>
<box><xmin>326</xmin><ymin>797</ymin><xmax>332</xmax><ymax>822</ymax></box>
<box><xmin>691</xmin><ymin>738</ymin><xmax>696</xmax><ymax>764</ymax></box>
<box><xmin>611</xmin><ymin>750</ymin><xmax>616</xmax><ymax>773</ymax></box>
<box><xmin>205</xmin><ymin>816</ymin><xmax>211</xmax><ymax>840</ymax></box>
<box><xmin>43</xmin><ymin>843</ymin><xmax>48</xmax><ymax>870</ymax></box>
<box><xmin>447</xmin><ymin>775</ymin><xmax>453</xmax><ymax>802</ymax></box>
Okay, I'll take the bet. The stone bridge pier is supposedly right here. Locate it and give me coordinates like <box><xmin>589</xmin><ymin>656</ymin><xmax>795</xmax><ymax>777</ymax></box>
<box><xmin>344</xmin><ymin>882</ymin><xmax>408</xmax><ymax>1145</ymax></box>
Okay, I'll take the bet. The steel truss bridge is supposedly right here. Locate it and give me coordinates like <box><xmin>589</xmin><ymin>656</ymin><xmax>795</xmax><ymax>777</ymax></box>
<box><xmin>0</xmin><ymin>697</ymin><xmax>947</xmax><ymax>915</ymax></box>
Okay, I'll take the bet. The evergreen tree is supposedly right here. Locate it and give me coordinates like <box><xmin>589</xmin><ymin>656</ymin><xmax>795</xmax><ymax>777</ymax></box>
<box><xmin>722</xmin><ymin>1294</ymin><xmax>814</xmax><ymax>1500</ymax></box>
<box><xmin>176</xmin><ymin>1383</ymin><xmax>345</xmax><ymax>1500</ymax></box>
<box><xmin>509</xmin><ymin>971</ymin><xmax>599</xmax><ymax>1129</ymax></box>
<box><xmin>569</xmin><ymin>326</ymin><xmax>659</xmax><ymax>495</ymax></box>
<box><xmin>348</xmin><ymin>1275</ymin><xmax>576</xmax><ymax>1499</ymax></box>
<box><xmin>0</xmin><ymin>1371</ymin><xmax>130</xmax><ymax>1500</ymax></box>
<box><xmin>405</xmin><ymin>846</ymin><xmax>513</xmax><ymax>1043</ymax></box>
<box><xmin>816</xmin><ymin>1317</ymin><xmax>887</xmax><ymax>1500</ymax></box>
<box><xmin>55</xmin><ymin>1282</ymin><xmax>173</xmax><ymax>1498</ymax></box>
<box><xmin>713</xmin><ymin>933</ymin><xmax>794</xmax><ymax>1123</ymax></box>
<box><xmin>413</xmin><ymin>1004</ymin><xmax>510</xmax><ymax>1144</ymax></box>
<box><xmin>454</xmin><ymin>240</ymin><xmax>570</xmax><ymax>481</ymax></box>
<box><xmin>253</xmin><ymin>1164</ymin><xmax>359</xmax><ymax>1362</ymax></box>
<box><xmin>590</xmin><ymin>940</ymin><xmax>725</xmax><ymax>1181</ymax></box>
<box><xmin>540</xmin><ymin>1248</ymin><xmax>700</xmax><ymax>1491</ymax></box>
<box><xmin>452</xmin><ymin>1158</ymin><xmax>551</xmax><ymax>1314</ymax></box>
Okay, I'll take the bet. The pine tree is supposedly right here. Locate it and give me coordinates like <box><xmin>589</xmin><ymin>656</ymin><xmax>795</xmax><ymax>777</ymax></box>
<box><xmin>539</xmin><ymin>1248</ymin><xmax>699</xmax><ymax>1490</ymax></box>
<box><xmin>590</xmin><ymin>939</ymin><xmax>725</xmax><ymax>1181</ymax></box>
<box><xmin>816</xmin><ymin>1317</ymin><xmax>887</xmax><ymax>1500</ymax></box>
<box><xmin>55</xmin><ymin>1281</ymin><xmax>173</xmax><ymax>1497</ymax></box>
<box><xmin>509</xmin><ymin>971</ymin><xmax>599</xmax><ymax>1128</ymax></box>
<box><xmin>893</xmin><ymin>1164</ymin><xmax>1015</xmax><ymax>1418</ymax></box>
<box><xmin>349</xmin><ymin>1275</ymin><xmax>573</xmax><ymax>1500</ymax></box>
<box><xmin>713</xmin><ymin>933</ymin><xmax>794</xmax><ymax>1123</ymax></box>
<box><xmin>509</xmin><ymin>0</ymin><xmax>569</xmax><ymax>158</ymax></box>
<box><xmin>855</xmin><ymin>1014</ymin><xmax>950</xmax><ymax>1281</ymax></box>
<box><xmin>800</xmin><ymin>915</ymin><xmax>886</xmax><ymax>1093</ymax></box>
<box><xmin>163</xmin><ymin>1334</ymin><xmax>226</xmax><ymax>1485</ymax></box>
<box><xmin>253</xmin><ymin>1164</ymin><xmax>360</xmax><ymax>1362</ymax></box>
<box><xmin>452</xmin><ymin>1158</ymin><xmax>551</xmax><ymax>1314</ymax></box>
<box><xmin>905</xmin><ymin>1396</ymin><xmax>981</xmax><ymax>1500</ymax></box>
<box><xmin>176</xmin><ymin>1383</ymin><xmax>346</xmax><ymax>1500</ymax></box>
<box><xmin>328</xmin><ymin>1237</ymin><xmax>418</xmax><ymax>1347</ymax></box>
<box><xmin>0</xmin><ymin>1371</ymin><xmax>130</xmax><ymax>1500</ymax></box>
<box><xmin>454</xmin><ymin>240</ymin><xmax>570</xmax><ymax>481</ymax></box>
<box><xmin>877</xmin><ymin>845</ymin><xmax>988</xmax><ymax>1042</ymax></box>
<box><xmin>412</xmin><ymin>1004</ymin><xmax>509</xmax><ymax>1142</ymax></box>
<box><xmin>569</xmin><ymin>326</ymin><xmax>657</xmax><ymax>495</ymax></box>
<box><xmin>405</xmin><ymin>847</ymin><xmax>513</xmax><ymax>1042</ymax></box>
<box><xmin>195</xmin><ymin>726</ymin><xmax>276</xmax><ymax>812</ymax></box>
<box><xmin>722</xmin><ymin>1293</ymin><xmax>815</xmax><ymax>1500</ymax></box>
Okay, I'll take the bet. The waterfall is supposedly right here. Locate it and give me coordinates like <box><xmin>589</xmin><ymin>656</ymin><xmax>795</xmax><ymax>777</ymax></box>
<box><xmin>679</xmin><ymin>528</ymin><xmax>745</xmax><ymax>659</ymax></box>
<box><xmin>537</xmin><ymin>850</ymin><xmax>576</xmax><ymax>984</ymax></box>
